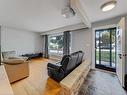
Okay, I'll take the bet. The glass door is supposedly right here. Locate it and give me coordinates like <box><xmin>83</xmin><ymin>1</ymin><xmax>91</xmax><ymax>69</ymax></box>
<box><xmin>95</xmin><ymin>28</ymin><xmax>116</xmax><ymax>72</ymax></box>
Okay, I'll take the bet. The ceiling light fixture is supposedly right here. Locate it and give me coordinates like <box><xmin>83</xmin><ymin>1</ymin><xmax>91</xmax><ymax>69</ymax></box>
<box><xmin>101</xmin><ymin>1</ymin><xmax>117</xmax><ymax>12</ymax></box>
<box><xmin>62</xmin><ymin>0</ymin><xmax>75</xmax><ymax>18</ymax></box>
<box><xmin>62</xmin><ymin>7</ymin><xmax>75</xmax><ymax>18</ymax></box>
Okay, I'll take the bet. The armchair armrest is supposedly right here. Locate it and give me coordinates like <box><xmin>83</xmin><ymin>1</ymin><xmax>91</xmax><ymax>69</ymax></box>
<box><xmin>9</xmin><ymin>56</ymin><xmax>29</xmax><ymax>61</ymax></box>
<box><xmin>2</xmin><ymin>59</ymin><xmax>25</xmax><ymax>65</ymax></box>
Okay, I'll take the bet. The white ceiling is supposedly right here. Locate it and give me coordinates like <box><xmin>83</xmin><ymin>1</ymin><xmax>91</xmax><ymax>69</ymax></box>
<box><xmin>0</xmin><ymin>0</ymin><xmax>127</xmax><ymax>32</ymax></box>
<box><xmin>0</xmin><ymin>0</ymin><xmax>82</xmax><ymax>32</ymax></box>
<box><xmin>80</xmin><ymin>0</ymin><xmax>127</xmax><ymax>22</ymax></box>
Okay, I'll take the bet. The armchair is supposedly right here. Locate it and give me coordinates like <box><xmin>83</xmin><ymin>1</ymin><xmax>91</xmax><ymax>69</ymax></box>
<box><xmin>2</xmin><ymin>51</ymin><xmax>29</xmax><ymax>83</ymax></box>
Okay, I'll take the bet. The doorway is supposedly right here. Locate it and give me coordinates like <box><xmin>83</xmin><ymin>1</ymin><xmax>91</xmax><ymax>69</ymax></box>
<box><xmin>95</xmin><ymin>28</ymin><xmax>116</xmax><ymax>72</ymax></box>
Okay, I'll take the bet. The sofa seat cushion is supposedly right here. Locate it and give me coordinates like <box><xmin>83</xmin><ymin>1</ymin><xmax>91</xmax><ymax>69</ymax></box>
<box><xmin>2</xmin><ymin>59</ymin><xmax>25</xmax><ymax>65</ymax></box>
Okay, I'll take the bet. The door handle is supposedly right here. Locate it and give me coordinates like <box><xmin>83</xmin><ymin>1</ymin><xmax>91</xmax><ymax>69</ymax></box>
<box><xmin>124</xmin><ymin>54</ymin><xmax>127</xmax><ymax>56</ymax></box>
<box><xmin>118</xmin><ymin>54</ymin><xmax>122</xmax><ymax>59</ymax></box>
<box><xmin>118</xmin><ymin>54</ymin><xmax>127</xmax><ymax>59</ymax></box>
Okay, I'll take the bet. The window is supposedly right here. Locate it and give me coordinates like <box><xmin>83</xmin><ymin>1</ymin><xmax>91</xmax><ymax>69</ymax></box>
<box><xmin>48</xmin><ymin>33</ymin><xmax>64</xmax><ymax>55</ymax></box>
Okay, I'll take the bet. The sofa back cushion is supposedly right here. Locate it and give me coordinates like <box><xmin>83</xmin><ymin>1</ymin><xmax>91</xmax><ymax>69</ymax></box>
<box><xmin>60</xmin><ymin>55</ymin><xmax>71</xmax><ymax>71</ymax></box>
<box><xmin>61</xmin><ymin>55</ymin><xmax>69</xmax><ymax>65</ymax></box>
<box><xmin>60</xmin><ymin>51</ymin><xmax>84</xmax><ymax>75</ymax></box>
<box><xmin>2</xmin><ymin>51</ymin><xmax>16</xmax><ymax>60</ymax></box>
<box><xmin>76</xmin><ymin>51</ymin><xmax>84</xmax><ymax>66</ymax></box>
<box><xmin>65</xmin><ymin>52</ymin><xmax>78</xmax><ymax>74</ymax></box>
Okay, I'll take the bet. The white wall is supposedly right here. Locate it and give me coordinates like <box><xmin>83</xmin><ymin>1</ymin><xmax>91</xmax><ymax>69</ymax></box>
<box><xmin>92</xmin><ymin>17</ymin><xmax>121</xmax><ymax>28</ymax></box>
<box><xmin>70</xmin><ymin>17</ymin><xmax>121</xmax><ymax>69</ymax></box>
<box><xmin>71</xmin><ymin>28</ymin><xmax>92</xmax><ymax>63</ymax></box>
<box><xmin>1</xmin><ymin>27</ymin><xmax>43</xmax><ymax>55</ymax></box>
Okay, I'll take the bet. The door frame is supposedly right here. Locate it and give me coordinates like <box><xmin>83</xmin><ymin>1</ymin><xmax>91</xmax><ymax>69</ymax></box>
<box><xmin>116</xmin><ymin>17</ymin><xmax>126</xmax><ymax>87</ymax></box>
<box><xmin>95</xmin><ymin>27</ymin><xmax>117</xmax><ymax>72</ymax></box>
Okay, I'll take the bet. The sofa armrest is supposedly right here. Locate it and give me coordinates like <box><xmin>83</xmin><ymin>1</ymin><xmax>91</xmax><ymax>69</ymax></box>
<box><xmin>47</xmin><ymin>63</ymin><xmax>61</xmax><ymax>70</ymax></box>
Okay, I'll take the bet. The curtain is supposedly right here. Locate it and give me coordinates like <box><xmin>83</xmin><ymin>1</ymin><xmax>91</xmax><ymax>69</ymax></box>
<box><xmin>44</xmin><ymin>35</ymin><xmax>49</xmax><ymax>58</ymax></box>
<box><xmin>63</xmin><ymin>31</ymin><xmax>70</xmax><ymax>55</ymax></box>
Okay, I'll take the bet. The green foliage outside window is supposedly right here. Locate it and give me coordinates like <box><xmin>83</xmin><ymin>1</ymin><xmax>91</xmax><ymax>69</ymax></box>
<box><xmin>49</xmin><ymin>35</ymin><xmax>63</xmax><ymax>50</ymax></box>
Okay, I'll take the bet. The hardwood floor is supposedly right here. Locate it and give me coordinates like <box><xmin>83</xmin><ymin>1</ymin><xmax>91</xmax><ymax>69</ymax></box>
<box><xmin>11</xmin><ymin>58</ymin><xmax>127</xmax><ymax>95</ymax></box>
<box><xmin>0</xmin><ymin>65</ymin><xmax>14</xmax><ymax>95</ymax></box>
<box><xmin>11</xmin><ymin>58</ymin><xmax>61</xmax><ymax>95</ymax></box>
